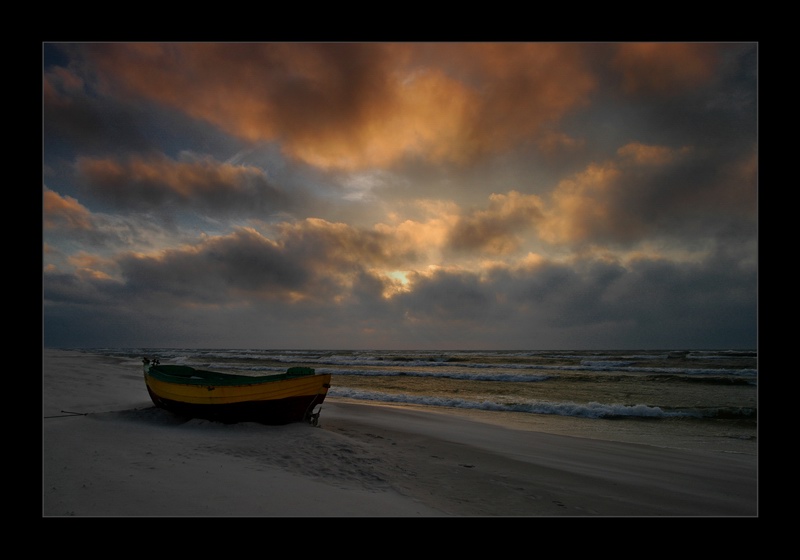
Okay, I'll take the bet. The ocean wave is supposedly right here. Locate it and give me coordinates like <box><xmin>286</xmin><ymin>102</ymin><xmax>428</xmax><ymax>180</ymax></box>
<box><xmin>328</xmin><ymin>387</ymin><xmax>702</xmax><ymax>419</ymax></box>
<box><xmin>191</xmin><ymin>364</ymin><xmax>756</xmax><ymax>386</ymax></box>
<box><xmin>220</xmin><ymin>357</ymin><xmax>756</xmax><ymax>378</ymax></box>
<box><xmin>317</xmin><ymin>368</ymin><xmax>552</xmax><ymax>382</ymax></box>
<box><xmin>77</xmin><ymin>347</ymin><xmax>757</xmax><ymax>379</ymax></box>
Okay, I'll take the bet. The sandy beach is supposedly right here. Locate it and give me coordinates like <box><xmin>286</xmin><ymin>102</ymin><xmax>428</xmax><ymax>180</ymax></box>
<box><xmin>42</xmin><ymin>349</ymin><xmax>758</xmax><ymax>517</ymax></box>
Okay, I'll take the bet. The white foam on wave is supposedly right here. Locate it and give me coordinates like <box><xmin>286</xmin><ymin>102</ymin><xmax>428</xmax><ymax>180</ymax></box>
<box><xmin>328</xmin><ymin>387</ymin><xmax>694</xmax><ymax>419</ymax></box>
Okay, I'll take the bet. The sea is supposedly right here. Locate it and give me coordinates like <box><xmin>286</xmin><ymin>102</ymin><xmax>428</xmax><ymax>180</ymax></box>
<box><xmin>80</xmin><ymin>347</ymin><xmax>758</xmax><ymax>455</ymax></box>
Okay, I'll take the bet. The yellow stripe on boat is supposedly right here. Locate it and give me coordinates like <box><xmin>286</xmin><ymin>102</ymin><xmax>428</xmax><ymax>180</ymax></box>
<box><xmin>145</xmin><ymin>372</ymin><xmax>331</xmax><ymax>405</ymax></box>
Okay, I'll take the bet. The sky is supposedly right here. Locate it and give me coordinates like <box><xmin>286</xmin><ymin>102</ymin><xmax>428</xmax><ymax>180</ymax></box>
<box><xmin>42</xmin><ymin>42</ymin><xmax>758</xmax><ymax>350</ymax></box>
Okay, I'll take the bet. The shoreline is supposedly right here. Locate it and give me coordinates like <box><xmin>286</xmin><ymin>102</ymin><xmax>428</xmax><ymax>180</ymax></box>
<box><xmin>42</xmin><ymin>349</ymin><xmax>758</xmax><ymax>516</ymax></box>
<box><xmin>326</xmin><ymin>396</ymin><xmax>758</xmax><ymax>456</ymax></box>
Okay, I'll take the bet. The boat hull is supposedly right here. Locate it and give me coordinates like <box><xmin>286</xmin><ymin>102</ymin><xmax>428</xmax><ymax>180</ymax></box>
<box><xmin>143</xmin><ymin>363</ymin><xmax>331</xmax><ymax>425</ymax></box>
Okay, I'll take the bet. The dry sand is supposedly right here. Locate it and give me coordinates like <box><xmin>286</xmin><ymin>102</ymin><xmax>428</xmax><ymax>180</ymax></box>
<box><xmin>42</xmin><ymin>349</ymin><xmax>758</xmax><ymax>517</ymax></box>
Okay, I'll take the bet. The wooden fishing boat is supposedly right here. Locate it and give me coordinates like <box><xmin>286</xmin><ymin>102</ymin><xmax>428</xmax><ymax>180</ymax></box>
<box><xmin>142</xmin><ymin>357</ymin><xmax>332</xmax><ymax>425</ymax></box>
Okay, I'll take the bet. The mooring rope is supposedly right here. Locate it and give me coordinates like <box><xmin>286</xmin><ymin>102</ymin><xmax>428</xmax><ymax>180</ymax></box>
<box><xmin>43</xmin><ymin>410</ymin><xmax>89</xmax><ymax>419</ymax></box>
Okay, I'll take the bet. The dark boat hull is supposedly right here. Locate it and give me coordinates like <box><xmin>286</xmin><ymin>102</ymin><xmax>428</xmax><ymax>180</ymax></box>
<box><xmin>146</xmin><ymin>386</ymin><xmax>328</xmax><ymax>425</ymax></box>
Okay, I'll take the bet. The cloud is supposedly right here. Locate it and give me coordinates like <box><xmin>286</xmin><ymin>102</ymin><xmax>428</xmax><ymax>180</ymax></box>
<box><xmin>611</xmin><ymin>43</ymin><xmax>720</xmax><ymax>96</ymax></box>
<box><xmin>114</xmin><ymin>228</ymin><xmax>309</xmax><ymax>305</ymax></box>
<box><xmin>617</xmin><ymin>142</ymin><xmax>689</xmax><ymax>165</ymax></box>
<box><xmin>69</xmin><ymin>43</ymin><xmax>598</xmax><ymax>171</ymax></box>
<box><xmin>42</xmin><ymin>42</ymin><xmax>758</xmax><ymax>350</ymax></box>
<box><xmin>43</xmin><ymin>187</ymin><xmax>140</xmax><ymax>257</ymax></box>
<box><xmin>43</xmin><ymin>188</ymin><xmax>93</xmax><ymax>231</ymax></box>
<box><xmin>75</xmin><ymin>154</ymin><xmax>295</xmax><ymax>218</ymax></box>
<box><xmin>447</xmin><ymin>191</ymin><xmax>545</xmax><ymax>255</ymax></box>
<box><xmin>537</xmin><ymin>140</ymin><xmax>757</xmax><ymax>248</ymax></box>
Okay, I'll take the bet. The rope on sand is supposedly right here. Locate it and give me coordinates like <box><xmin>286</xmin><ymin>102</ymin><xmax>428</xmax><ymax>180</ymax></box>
<box><xmin>43</xmin><ymin>410</ymin><xmax>89</xmax><ymax>419</ymax></box>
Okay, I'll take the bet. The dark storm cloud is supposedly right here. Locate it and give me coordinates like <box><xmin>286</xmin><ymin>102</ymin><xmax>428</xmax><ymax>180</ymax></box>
<box><xmin>398</xmin><ymin>269</ymin><xmax>493</xmax><ymax>322</ymax></box>
<box><xmin>276</xmin><ymin>218</ymin><xmax>421</xmax><ymax>270</ymax></box>
<box><xmin>390</xmin><ymin>247</ymin><xmax>756</xmax><ymax>348</ymax></box>
<box><xmin>44</xmin><ymin>63</ymin><xmax>152</xmax><ymax>156</ymax></box>
<box><xmin>43</xmin><ymin>270</ymin><xmax>120</xmax><ymax>306</ymax></box>
<box><xmin>104</xmin><ymin>219</ymin><xmax>418</xmax><ymax>309</ymax></box>
<box><xmin>116</xmin><ymin>228</ymin><xmax>310</xmax><ymax>304</ymax></box>
<box><xmin>74</xmin><ymin>154</ymin><xmax>297</xmax><ymax>218</ymax></box>
<box><xmin>44</xmin><ymin>59</ymin><xmax>237</xmax><ymax>163</ymax></box>
<box><xmin>41</xmin><ymin>215</ymin><xmax>757</xmax><ymax>349</ymax></box>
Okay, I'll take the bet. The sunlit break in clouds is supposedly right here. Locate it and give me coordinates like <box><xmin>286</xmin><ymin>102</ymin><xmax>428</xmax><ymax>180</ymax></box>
<box><xmin>43</xmin><ymin>42</ymin><xmax>758</xmax><ymax>350</ymax></box>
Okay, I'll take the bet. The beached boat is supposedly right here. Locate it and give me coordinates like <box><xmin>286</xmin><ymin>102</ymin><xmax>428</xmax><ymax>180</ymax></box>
<box><xmin>142</xmin><ymin>358</ymin><xmax>332</xmax><ymax>425</ymax></box>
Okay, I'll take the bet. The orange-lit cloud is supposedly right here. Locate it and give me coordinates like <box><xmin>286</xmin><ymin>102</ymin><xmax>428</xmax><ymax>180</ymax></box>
<box><xmin>43</xmin><ymin>188</ymin><xmax>94</xmax><ymax>231</ymax></box>
<box><xmin>68</xmin><ymin>252</ymin><xmax>117</xmax><ymax>280</ymax></box>
<box><xmin>537</xmin><ymin>130</ymin><xmax>585</xmax><ymax>155</ymax></box>
<box><xmin>540</xmin><ymin>162</ymin><xmax>622</xmax><ymax>244</ymax></box>
<box><xmin>275</xmin><ymin>217</ymin><xmax>421</xmax><ymax>271</ymax></box>
<box><xmin>79</xmin><ymin>43</ymin><xmax>597</xmax><ymax>171</ymax></box>
<box><xmin>78</xmin><ymin>155</ymin><xmax>259</xmax><ymax>198</ymax></box>
<box><xmin>376</xmin><ymin>199</ymin><xmax>461</xmax><ymax>263</ymax></box>
<box><xmin>612</xmin><ymin>43</ymin><xmax>720</xmax><ymax>95</ymax></box>
<box><xmin>539</xmin><ymin>142</ymin><xmax>695</xmax><ymax>245</ymax></box>
<box><xmin>448</xmin><ymin>191</ymin><xmax>545</xmax><ymax>255</ymax></box>
<box><xmin>74</xmin><ymin>154</ymin><xmax>292</xmax><ymax>216</ymax></box>
<box><xmin>617</xmin><ymin>141</ymin><xmax>690</xmax><ymax>166</ymax></box>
